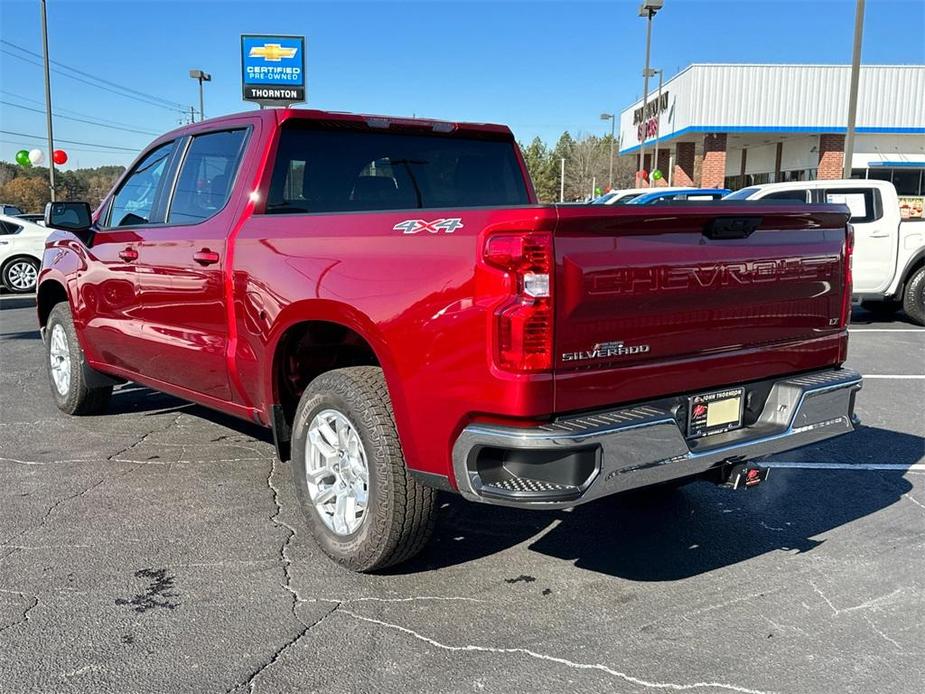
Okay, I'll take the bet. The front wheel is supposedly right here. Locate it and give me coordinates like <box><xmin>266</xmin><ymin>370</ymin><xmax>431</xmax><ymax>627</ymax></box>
<box><xmin>291</xmin><ymin>366</ymin><xmax>436</xmax><ymax>572</ymax></box>
<box><xmin>2</xmin><ymin>257</ymin><xmax>39</xmax><ymax>293</ymax></box>
<box><xmin>903</xmin><ymin>266</ymin><xmax>925</xmax><ymax>326</ymax></box>
<box><xmin>45</xmin><ymin>303</ymin><xmax>112</xmax><ymax>415</ymax></box>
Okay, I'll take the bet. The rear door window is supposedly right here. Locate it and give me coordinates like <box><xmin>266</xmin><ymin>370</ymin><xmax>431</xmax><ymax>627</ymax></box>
<box><xmin>106</xmin><ymin>142</ymin><xmax>176</xmax><ymax>228</ymax></box>
<box><xmin>824</xmin><ymin>188</ymin><xmax>882</xmax><ymax>223</ymax></box>
<box><xmin>265</xmin><ymin>123</ymin><xmax>530</xmax><ymax>214</ymax></box>
<box><xmin>168</xmin><ymin>129</ymin><xmax>248</xmax><ymax>224</ymax></box>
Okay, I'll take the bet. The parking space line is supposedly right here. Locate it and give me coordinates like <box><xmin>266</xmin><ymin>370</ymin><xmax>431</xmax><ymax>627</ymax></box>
<box><xmin>850</xmin><ymin>328</ymin><xmax>925</xmax><ymax>332</ymax></box>
<box><xmin>860</xmin><ymin>374</ymin><xmax>925</xmax><ymax>379</ymax></box>
<box><xmin>763</xmin><ymin>462</ymin><xmax>925</xmax><ymax>472</ymax></box>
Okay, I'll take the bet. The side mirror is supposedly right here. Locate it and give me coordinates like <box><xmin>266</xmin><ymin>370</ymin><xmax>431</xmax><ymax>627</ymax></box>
<box><xmin>44</xmin><ymin>201</ymin><xmax>92</xmax><ymax>232</ymax></box>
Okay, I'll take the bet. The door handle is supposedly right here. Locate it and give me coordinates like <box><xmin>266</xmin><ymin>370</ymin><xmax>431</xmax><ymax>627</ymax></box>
<box><xmin>193</xmin><ymin>248</ymin><xmax>220</xmax><ymax>266</ymax></box>
<box><xmin>118</xmin><ymin>247</ymin><xmax>138</xmax><ymax>262</ymax></box>
<box><xmin>869</xmin><ymin>230</ymin><xmax>891</xmax><ymax>238</ymax></box>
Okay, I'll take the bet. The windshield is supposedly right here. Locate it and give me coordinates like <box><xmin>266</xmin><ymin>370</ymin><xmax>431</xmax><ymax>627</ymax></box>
<box><xmin>590</xmin><ymin>192</ymin><xmax>617</xmax><ymax>205</ymax></box>
<box><xmin>722</xmin><ymin>187</ymin><xmax>761</xmax><ymax>200</ymax></box>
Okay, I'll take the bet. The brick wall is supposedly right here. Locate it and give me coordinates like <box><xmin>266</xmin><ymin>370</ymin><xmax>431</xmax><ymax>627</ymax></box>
<box><xmin>701</xmin><ymin>133</ymin><xmax>727</xmax><ymax>188</ymax></box>
<box><xmin>674</xmin><ymin>142</ymin><xmax>695</xmax><ymax>186</ymax></box>
<box><xmin>655</xmin><ymin>149</ymin><xmax>671</xmax><ymax>187</ymax></box>
<box><xmin>817</xmin><ymin>133</ymin><xmax>846</xmax><ymax>180</ymax></box>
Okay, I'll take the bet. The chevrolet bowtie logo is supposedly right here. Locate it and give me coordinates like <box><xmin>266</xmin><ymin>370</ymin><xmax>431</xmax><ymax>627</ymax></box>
<box><xmin>249</xmin><ymin>43</ymin><xmax>298</xmax><ymax>61</ymax></box>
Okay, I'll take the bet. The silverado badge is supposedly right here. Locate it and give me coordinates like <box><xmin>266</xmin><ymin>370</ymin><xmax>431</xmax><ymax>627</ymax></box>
<box><xmin>561</xmin><ymin>340</ymin><xmax>651</xmax><ymax>362</ymax></box>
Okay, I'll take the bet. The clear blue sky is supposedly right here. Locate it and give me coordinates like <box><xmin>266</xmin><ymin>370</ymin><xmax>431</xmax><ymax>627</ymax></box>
<box><xmin>0</xmin><ymin>0</ymin><xmax>923</xmax><ymax>169</ymax></box>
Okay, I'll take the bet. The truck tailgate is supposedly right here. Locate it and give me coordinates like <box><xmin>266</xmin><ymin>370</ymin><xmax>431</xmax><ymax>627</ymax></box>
<box><xmin>553</xmin><ymin>204</ymin><xmax>851</xmax><ymax>412</ymax></box>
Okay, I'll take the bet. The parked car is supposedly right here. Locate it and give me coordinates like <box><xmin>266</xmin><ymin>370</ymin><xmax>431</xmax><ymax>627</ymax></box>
<box><xmin>724</xmin><ymin>179</ymin><xmax>925</xmax><ymax>324</ymax></box>
<box><xmin>37</xmin><ymin>109</ymin><xmax>861</xmax><ymax>571</ymax></box>
<box><xmin>628</xmin><ymin>188</ymin><xmax>731</xmax><ymax>204</ymax></box>
<box><xmin>1</xmin><ymin>203</ymin><xmax>25</xmax><ymax>216</ymax></box>
<box><xmin>15</xmin><ymin>213</ymin><xmax>45</xmax><ymax>224</ymax></box>
<box><xmin>0</xmin><ymin>213</ymin><xmax>51</xmax><ymax>293</ymax></box>
<box><xmin>591</xmin><ymin>186</ymin><xmax>695</xmax><ymax>205</ymax></box>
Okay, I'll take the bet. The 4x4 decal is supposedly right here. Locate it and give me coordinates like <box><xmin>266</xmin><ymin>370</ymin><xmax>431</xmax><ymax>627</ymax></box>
<box><xmin>393</xmin><ymin>218</ymin><xmax>464</xmax><ymax>235</ymax></box>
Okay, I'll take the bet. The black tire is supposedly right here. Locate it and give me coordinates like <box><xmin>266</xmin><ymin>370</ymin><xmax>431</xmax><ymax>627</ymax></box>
<box><xmin>903</xmin><ymin>267</ymin><xmax>925</xmax><ymax>326</ymax></box>
<box><xmin>860</xmin><ymin>299</ymin><xmax>901</xmax><ymax>316</ymax></box>
<box><xmin>45</xmin><ymin>303</ymin><xmax>112</xmax><ymax>415</ymax></box>
<box><xmin>290</xmin><ymin>366</ymin><xmax>436</xmax><ymax>572</ymax></box>
<box><xmin>2</xmin><ymin>256</ymin><xmax>39</xmax><ymax>294</ymax></box>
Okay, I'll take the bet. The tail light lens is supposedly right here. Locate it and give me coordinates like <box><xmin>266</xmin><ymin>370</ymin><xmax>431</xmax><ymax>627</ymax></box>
<box><xmin>841</xmin><ymin>223</ymin><xmax>854</xmax><ymax>328</ymax></box>
<box><xmin>484</xmin><ymin>232</ymin><xmax>553</xmax><ymax>372</ymax></box>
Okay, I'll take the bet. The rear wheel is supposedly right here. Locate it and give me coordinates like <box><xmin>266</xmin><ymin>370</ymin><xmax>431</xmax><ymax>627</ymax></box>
<box><xmin>903</xmin><ymin>267</ymin><xmax>925</xmax><ymax>326</ymax></box>
<box><xmin>2</xmin><ymin>257</ymin><xmax>39</xmax><ymax>293</ymax></box>
<box><xmin>45</xmin><ymin>303</ymin><xmax>112</xmax><ymax>415</ymax></box>
<box><xmin>291</xmin><ymin>366</ymin><xmax>436</xmax><ymax>572</ymax></box>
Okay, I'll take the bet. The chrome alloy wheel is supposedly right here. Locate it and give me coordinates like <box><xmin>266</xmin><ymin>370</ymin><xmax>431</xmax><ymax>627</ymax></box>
<box><xmin>7</xmin><ymin>260</ymin><xmax>37</xmax><ymax>291</ymax></box>
<box><xmin>49</xmin><ymin>323</ymin><xmax>71</xmax><ymax>396</ymax></box>
<box><xmin>305</xmin><ymin>408</ymin><xmax>370</xmax><ymax>536</ymax></box>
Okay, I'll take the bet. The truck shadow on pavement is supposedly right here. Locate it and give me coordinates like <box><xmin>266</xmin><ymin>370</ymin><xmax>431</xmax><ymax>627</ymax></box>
<box><xmin>405</xmin><ymin>424</ymin><xmax>921</xmax><ymax>580</ymax></box>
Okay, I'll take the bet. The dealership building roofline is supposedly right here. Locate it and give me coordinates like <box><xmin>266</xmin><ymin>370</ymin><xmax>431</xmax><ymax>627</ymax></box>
<box><xmin>618</xmin><ymin>63</ymin><xmax>925</xmax><ymax>191</ymax></box>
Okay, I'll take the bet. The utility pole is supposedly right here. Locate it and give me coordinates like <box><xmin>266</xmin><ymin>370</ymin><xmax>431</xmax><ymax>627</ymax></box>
<box><xmin>652</xmin><ymin>69</ymin><xmax>664</xmax><ymax>179</ymax></box>
<box><xmin>600</xmin><ymin>112</ymin><xmax>616</xmax><ymax>188</ymax></box>
<box><xmin>843</xmin><ymin>0</ymin><xmax>865</xmax><ymax>178</ymax></box>
<box><xmin>40</xmin><ymin>0</ymin><xmax>56</xmax><ymax>201</ymax></box>
<box><xmin>638</xmin><ymin>1</ymin><xmax>663</xmax><ymax>179</ymax></box>
<box><xmin>190</xmin><ymin>106</ymin><xmax>196</xmax><ymax>124</ymax></box>
<box><xmin>559</xmin><ymin>157</ymin><xmax>566</xmax><ymax>202</ymax></box>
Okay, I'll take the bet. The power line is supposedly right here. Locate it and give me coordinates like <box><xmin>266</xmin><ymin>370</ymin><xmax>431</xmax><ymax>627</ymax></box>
<box><xmin>0</xmin><ymin>48</ymin><xmax>187</xmax><ymax>114</ymax></box>
<box><xmin>0</xmin><ymin>100</ymin><xmax>160</xmax><ymax>137</ymax></box>
<box><xmin>0</xmin><ymin>137</ymin><xmax>130</xmax><ymax>157</ymax></box>
<box><xmin>0</xmin><ymin>89</ymin><xmax>165</xmax><ymax>134</ymax></box>
<box><xmin>0</xmin><ymin>39</ymin><xmax>186</xmax><ymax>111</ymax></box>
<box><xmin>0</xmin><ymin>128</ymin><xmax>139</xmax><ymax>152</ymax></box>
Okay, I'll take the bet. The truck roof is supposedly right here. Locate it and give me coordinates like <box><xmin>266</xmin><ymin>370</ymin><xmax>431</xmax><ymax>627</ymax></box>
<box><xmin>157</xmin><ymin>108</ymin><xmax>515</xmax><ymax>142</ymax></box>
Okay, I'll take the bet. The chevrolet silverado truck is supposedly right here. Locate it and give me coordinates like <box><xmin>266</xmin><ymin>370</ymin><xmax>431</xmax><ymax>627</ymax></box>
<box><xmin>38</xmin><ymin>109</ymin><xmax>862</xmax><ymax>571</ymax></box>
<box><xmin>725</xmin><ymin>179</ymin><xmax>925</xmax><ymax>324</ymax></box>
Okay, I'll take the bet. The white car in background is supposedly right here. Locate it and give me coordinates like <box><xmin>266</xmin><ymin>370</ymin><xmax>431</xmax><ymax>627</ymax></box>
<box><xmin>591</xmin><ymin>186</ymin><xmax>695</xmax><ymax>205</ymax></box>
<box><xmin>0</xmin><ymin>213</ymin><xmax>52</xmax><ymax>293</ymax></box>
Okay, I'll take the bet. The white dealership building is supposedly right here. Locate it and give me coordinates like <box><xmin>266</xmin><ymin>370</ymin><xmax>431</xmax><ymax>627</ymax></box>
<box><xmin>618</xmin><ymin>63</ymin><xmax>925</xmax><ymax>194</ymax></box>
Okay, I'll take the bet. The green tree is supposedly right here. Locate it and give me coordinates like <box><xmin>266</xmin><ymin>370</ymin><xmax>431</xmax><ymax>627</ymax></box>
<box><xmin>519</xmin><ymin>137</ymin><xmax>559</xmax><ymax>203</ymax></box>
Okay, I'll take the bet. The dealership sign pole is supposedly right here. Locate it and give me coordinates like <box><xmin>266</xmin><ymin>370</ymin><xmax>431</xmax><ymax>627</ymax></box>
<box><xmin>843</xmin><ymin>0</ymin><xmax>865</xmax><ymax>178</ymax></box>
<box><xmin>241</xmin><ymin>35</ymin><xmax>306</xmax><ymax>107</ymax></box>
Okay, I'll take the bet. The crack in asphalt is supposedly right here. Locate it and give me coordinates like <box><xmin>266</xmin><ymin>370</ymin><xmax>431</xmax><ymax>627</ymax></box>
<box><xmin>106</xmin><ymin>412</ymin><xmax>184</xmax><ymax>462</ymax></box>
<box><xmin>336</xmin><ymin>607</ymin><xmax>775</xmax><ymax>694</ymax></box>
<box><xmin>0</xmin><ymin>588</ymin><xmax>39</xmax><ymax>636</ymax></box>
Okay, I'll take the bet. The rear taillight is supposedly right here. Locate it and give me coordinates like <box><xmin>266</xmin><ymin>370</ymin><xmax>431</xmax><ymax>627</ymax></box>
<box><xmin>484</xmin><ymin>232</ymin><xmax>553</xmax><ymax>372</ymax></box>
<box><xmin>841</xmin><ymin>223</ymin><xmax>854</xmax><ymax>328</ymax></box>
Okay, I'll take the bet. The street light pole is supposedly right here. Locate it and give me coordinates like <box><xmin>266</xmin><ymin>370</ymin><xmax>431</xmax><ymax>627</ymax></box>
<box><xmin>652</xmin><ymin>69</ymin><xmax>663</xmax><ymax>179</ymax></box>
<box><xmin>40</xmin><ymin>0</ymin><xmax>56</xmax><ymax>201</ymax></box>
<box><xmin>600</xmin><ymin>112</ymin><xmax>615</xmax><ymax>188</ymax></box>
<box><xmin>637</xmin><ymin>1</ymin><xmax>663</xmax><ymax>181</ymax></box>
<box><xmin>560</xmin><ymin>157</ymin><xmax>566</xmax><ymax>202</ymax></box>
<box><xmin>189</xmin><ymin>69</ymin><xmax>212</xmax><ymax>121</ymax></box>
<box><xmin>843</xmin><ymin>0</ymin><xmax>865</xmax><ymax>178</ymax></box>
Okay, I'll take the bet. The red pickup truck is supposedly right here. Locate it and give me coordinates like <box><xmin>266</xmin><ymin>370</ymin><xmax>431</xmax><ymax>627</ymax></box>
<box><xmin>38</xmin><ymin>109</ymin><xmax>861</xmax><ymax>571</ymax></box>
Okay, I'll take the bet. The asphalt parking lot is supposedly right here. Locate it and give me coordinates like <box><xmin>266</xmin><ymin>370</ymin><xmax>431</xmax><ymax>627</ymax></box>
<box><xmin>1</xmin><ymin>293</ymin><xmax>923</xmax><ymax>694</ymax></box>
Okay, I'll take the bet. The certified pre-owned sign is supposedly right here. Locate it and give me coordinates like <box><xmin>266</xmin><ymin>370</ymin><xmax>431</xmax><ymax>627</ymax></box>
<box><xmin>241</xmin><ymin>35</ymin><xmax>306</xmax><ymax>106</ymax></box>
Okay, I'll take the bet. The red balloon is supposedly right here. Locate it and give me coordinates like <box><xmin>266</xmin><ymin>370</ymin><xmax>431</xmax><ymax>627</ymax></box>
<box><xmin>52</xmin><ymin>149</ymin><xmax>68</xmax><ymax>165</ymax></box>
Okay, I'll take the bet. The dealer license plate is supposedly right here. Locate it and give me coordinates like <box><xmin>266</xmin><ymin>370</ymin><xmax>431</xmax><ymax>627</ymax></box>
<box><xmin>687</xmin><ymin>387</ymin><xmax>745</xmax><ymax>439</ymax></box>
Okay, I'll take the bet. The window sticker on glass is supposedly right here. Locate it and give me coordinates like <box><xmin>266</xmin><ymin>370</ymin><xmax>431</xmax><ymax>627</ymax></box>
<box><xmin>826</xmin><ymin>193</ymin><xmax>867</xmax><ymax>219</ymax></box>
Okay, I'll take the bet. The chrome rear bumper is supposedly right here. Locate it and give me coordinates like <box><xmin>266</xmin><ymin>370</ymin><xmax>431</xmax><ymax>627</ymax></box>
<box><xmin>452</xmin><ymin>368</ymin><xmax>862</xmax><ymax>508</ymax></box>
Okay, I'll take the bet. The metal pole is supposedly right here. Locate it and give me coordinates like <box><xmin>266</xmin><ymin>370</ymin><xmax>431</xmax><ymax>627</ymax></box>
<box><xmin>653</xmin><ymin>70</ymin><xmax>663</xmax><ymax>180</ymax></box>
<box><xmin>608</xmin><ymin>115</ymin><xmax>615</xmax><ymax>188</ymax></box>
<box><xmin>559</xmin><ymin>157</ymin><xmax>565</xmax><ymax>202</ymax></box>
<box><xmin>591</xmin><ymin>176</ymin><xmax>596</xmax><ymax>201</ymax></box>
<box><xmin>639</xmin><ymin>9</ymin><xmax>653</xmax><ymax>177</ymax></box>
<box><xmin>199</xmin><ymin>77</ymin><xmax>205</xmax><ymax>121</ymax></box>
<box><xmin>843</xmin><ymin>0</ymin><xmax>865</xmax><ymax>178</ymax></box>
<box><xmin>40</xmin><ymin>0</ymin><xmax>56</xmax><ymax>202</ymax></box>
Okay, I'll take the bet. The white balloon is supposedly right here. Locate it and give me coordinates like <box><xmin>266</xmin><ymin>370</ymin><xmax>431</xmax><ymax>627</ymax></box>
<box><xmin>28</xmin><ymin>148</ymin><xmax>44</xmax><ymax>165</ymax></box>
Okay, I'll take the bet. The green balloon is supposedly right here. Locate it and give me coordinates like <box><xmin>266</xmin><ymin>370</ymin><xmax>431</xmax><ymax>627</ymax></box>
<box><xmin>15</xmin><ymin>149</ymin><xmax>30</xmax><ymax>167</ymax></box>
<box><xmin>595</xmin><ymin>187</ymin><xmax>602</xmax><ymax>196</ymax></box>
<box><xmin>652</xmin><ymin>169</ymin><xmax>663</xmax><ymax>181</ymax></box>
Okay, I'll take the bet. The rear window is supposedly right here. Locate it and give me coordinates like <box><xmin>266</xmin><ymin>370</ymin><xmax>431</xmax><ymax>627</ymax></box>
<box><xmin>265</xmin><ymin>124</ymin><xmax>530</xmax><ymax>214</ymax></box>
<box><xmin>824</xmin><ymin>187</ymin><xmax>882</xmax><ymax>223</ymax></box>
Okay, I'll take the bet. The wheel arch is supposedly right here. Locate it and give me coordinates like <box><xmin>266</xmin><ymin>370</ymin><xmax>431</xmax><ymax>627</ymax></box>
<box><xmin>37</xmin><ymin>277</ymin><xmax>69</xmax><ymax>328</ymax></box>
<box><xmin>264</xmin><ymin>299</ymin><xmax>401</xmax><ymax>461</ymax></box>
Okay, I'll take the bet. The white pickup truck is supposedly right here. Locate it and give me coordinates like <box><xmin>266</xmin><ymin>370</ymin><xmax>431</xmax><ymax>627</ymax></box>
<box><xmin>725</xmin><ymin>179</ymin><xmax>925</xmax><ymax>325</ymax></box>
